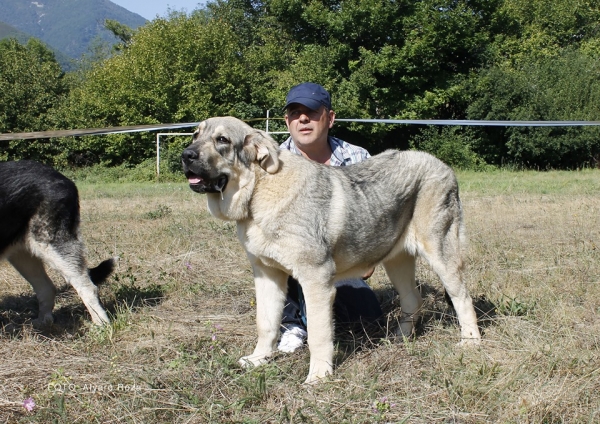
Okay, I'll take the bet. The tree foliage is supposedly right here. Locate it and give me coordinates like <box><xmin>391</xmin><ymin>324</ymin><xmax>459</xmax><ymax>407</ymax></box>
<box><xmin>104</xmin><ymin>19</ymin><xmax>136</xmax><ymax>51</ymax></box>
<box><xmin>468</xmin><ymin>49</ymin><xmax>600</xmax><ymax>168</ymax></box>
<box><xmin>0</xmin><ymin>38</ymin><xmax>68</xmax><ymax>162</ymax></box>
<box><xmin>55</xmin><ymin>11</ymin><xmax>254</xmax><ymax>165</ymax></box>
<box><xmin>2</xmin><ymin>0</ymin><xmax>600</xmax><ymax>169</ymax></box>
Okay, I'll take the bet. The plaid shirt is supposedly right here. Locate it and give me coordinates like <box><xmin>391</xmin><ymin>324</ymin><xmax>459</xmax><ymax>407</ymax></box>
<box><xmin>280</xmin><ymin>136</ymin><xmax>370</xmax><ymax>166</ymax></box>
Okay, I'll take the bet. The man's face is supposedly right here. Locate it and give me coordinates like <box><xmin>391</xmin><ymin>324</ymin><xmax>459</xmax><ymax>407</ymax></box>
<box><xmin>284</xmin><ymin>104</ymin><xmax>335</xmax><ymax>148</ymax></box>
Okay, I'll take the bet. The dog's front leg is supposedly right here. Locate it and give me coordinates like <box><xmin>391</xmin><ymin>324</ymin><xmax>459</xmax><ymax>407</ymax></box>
<box><xmin>239</xmin><ymin>263</ymin><xmax>287</xmax><ymax>368</ymax></box>
<box><xmin>302</xmin><ymin>280</ymin><xmax>336</xmax><ymax>384</ymax></box>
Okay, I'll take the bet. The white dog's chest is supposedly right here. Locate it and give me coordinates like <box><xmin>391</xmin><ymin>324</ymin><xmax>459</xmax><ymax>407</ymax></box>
<box><xmin>237</xmin><ymin>222</ymin><xmax>292</xmax><ymax>273</ymax></box>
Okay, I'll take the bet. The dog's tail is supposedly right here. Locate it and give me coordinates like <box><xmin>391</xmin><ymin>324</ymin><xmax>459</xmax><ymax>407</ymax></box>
<box><xmin>88</xmin><ymin>257</ymin><xmax>117</xmax><ymax>285</ymax></box>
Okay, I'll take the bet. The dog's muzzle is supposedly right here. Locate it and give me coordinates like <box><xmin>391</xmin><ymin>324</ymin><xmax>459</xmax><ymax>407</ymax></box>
<box><xmin>182</xmin><ymin>149</ymin><xmax>228</xmax><ymax>194</ymax></box>
<box><xmin>185</xmin><ymin>173</ymin><xmax>228</xmax><ymax>194</ymax></box>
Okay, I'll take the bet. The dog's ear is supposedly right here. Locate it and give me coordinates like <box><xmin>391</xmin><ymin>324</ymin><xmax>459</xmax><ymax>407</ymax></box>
<box><xmin>256</xmin><ymin>144</ymin><xmax>280</xmax><ymax>174</ymax></box>
<box><xmin>244</xmin><ymin>131</ymin><xmax>280</xmax><ymax>174</ymax></box>
<box><xmin>192</xmin><ymin>121</ymin><xmax>206</xmax><ymax>141</ymax></box>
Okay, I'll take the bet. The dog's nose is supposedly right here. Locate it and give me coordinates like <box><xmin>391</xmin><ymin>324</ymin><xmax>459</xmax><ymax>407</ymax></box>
<box><xmin>182</xmin><ymin>149</ymin><xmax>198</xmax><ymax>163</ymax></box>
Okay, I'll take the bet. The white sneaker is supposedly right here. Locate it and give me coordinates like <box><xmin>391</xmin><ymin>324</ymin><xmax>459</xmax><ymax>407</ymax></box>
<box><xmin>277</xmin><ymin>325</ymin><xmax>307</xmax><ymax>353</ymax></box>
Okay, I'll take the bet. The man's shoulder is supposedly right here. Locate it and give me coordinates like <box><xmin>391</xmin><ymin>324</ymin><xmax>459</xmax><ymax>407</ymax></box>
<box><xmin>330</xmin><ymin>136</ymin><xmax>368</xmax><ymax>152</ymax></box>
<box><xmin>329</xmin><ymin>136</ymin><xmax>371</xmax><ymax>163</ymax></box>
<box><xmin>279</xmin><ymin>137</ymin><xmax>293</xmax><ymax>150</ymax></box>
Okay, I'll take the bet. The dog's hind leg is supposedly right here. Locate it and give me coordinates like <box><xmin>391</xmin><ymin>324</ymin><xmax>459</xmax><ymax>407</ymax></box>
<box><xmin>8</xmin><ymin>249</ymin><xmax>56</xmax><ymax>326</ymax></box>
<box><xmin>64</xmin><ymin>269</ymin><xmax>110</xmax><ymax>325</ymax></box>
<box><xmin>36</xmin><ymin>240</ymin><xmax>110</xmax><ymax>326</ymax></box>
<box><xmin>418</xmin><ymin>222</ymin><xmax>481</xmax><ymax>344</ymax></box>
<box><xmin>239</xmin><ymin>263</ymin><xmax>288</xmax><ymax>368</ymax></box>
<box><xmin>383</xmin><ymin>252</ymin><xmax>423</xmax><ymax>337</ymax></box>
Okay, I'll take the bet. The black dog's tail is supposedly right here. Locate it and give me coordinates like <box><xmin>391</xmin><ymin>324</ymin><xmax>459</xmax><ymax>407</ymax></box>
<box><xmin>88</xmin><ymin>257</ymin><xmax>117</xmax><ymax>285</ymax></box>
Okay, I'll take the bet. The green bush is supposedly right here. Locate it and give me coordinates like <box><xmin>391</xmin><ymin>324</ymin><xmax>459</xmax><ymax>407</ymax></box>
<box><xmin>61</xmin><ymin>158</ymin><xmax>186</xmax><ymax>184</ymax></box>
<box><xmin>161</xmin><ymin>136</ymin><xmax>194</xmax><ymax>174</ymax></box>
<box><xmin>467</xmin><ymin>49</ymin><xmax>600</xmax><ymax>169</ymax></box>
<box><xmin>410</xmin><ymin>126</ymin><xmax>490</xmax><ymax>170</ymax></box>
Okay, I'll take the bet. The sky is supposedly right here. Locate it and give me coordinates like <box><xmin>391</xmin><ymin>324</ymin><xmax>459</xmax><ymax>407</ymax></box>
<box><xmin>110</xmin><ymin>1</ymin><xmax>206</xmax><ymax>20</ymax></box>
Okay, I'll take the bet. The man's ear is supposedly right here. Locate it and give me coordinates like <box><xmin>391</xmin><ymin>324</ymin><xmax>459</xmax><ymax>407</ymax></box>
<box><xmin>244</xmin><ymin>131</ymin><xmax>280</xmax><ymax>174</ymax></box>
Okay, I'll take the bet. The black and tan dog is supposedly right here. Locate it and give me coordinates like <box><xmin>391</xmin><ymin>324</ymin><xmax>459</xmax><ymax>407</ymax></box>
<box><xmin>0</xmin><ymin>160</ymin><xmax>114</xmax><ymax>326</ymax></box>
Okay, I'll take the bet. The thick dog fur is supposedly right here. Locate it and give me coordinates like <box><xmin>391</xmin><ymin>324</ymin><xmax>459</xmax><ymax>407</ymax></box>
<box><xmin>0</xmin><ymin>160</ymin><xmax>114</xmax><ymax>326</ymax></box>
<box><xmin>182</xmin><ymin>116</ymin><xmax>481</xmax><ymax>383</ymax></box>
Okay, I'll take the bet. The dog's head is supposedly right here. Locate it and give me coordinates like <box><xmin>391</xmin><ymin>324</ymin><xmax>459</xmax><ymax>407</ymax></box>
<box><xmin>181</xmin><ymin>116</ymin><xmax>280</xmax><ymax>194</ymax></box>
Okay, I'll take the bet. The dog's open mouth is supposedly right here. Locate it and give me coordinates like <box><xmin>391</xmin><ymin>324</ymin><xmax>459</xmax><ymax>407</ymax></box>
<box><xmin>186</xmin><ymin>172</ymin><xmax>228</xmax><ymax>194</ymax></box>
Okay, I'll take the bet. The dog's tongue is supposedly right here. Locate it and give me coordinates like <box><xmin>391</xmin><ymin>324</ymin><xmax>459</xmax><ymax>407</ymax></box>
<box><xmin>188</xmin><ymin>176</ymin><xmax>203</xmax><ymax>184</ymax></box>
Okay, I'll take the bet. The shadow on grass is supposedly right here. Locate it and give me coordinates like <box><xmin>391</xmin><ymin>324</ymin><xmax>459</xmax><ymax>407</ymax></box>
<box><xmin>0</xmin><ymin>281</ymin><xmax>167</xmax><ymax>338</ymax></box>
<box><xmin>416</xmin><ymin>282</ymin><xmax>498</xmax><ymax>337</ymax></box>
<box><xmin>333</xmin><ymin>281</ymin><xmax>499</xmax><ymax>365</ymax></box>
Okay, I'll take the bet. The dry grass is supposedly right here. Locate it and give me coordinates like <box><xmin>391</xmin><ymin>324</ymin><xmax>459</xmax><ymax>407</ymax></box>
<box><xmin>1</xmin><ymin>170</ymin><xmax>599</xmax><ymax>423</ymax></box>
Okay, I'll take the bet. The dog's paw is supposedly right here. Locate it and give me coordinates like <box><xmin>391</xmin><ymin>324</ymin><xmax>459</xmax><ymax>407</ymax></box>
<box><xmin>238</xmin><ymin>353</ymin><xmax>270</xmax><ymax>369</ymax></box>
<box><xmin>303</xmin><ymin>373</ymin><xmax>330</xmax><ymax>385</ymax></box>
<box><xmin>394</xmin><ymin>325</ymin><xmax>416</xmax><ymax>339</ymax></box>
<box><xmin>32</xmin><ymin>313</ymin><xmax>54</xmax><ymax>329</ymax></box>
<box><xmin>304</xmin><ymin>360</ymin><xmax>333</xmax><ymax>384</ymax></box>
<box><xmin>458</xmin><ymin>337</ymin><xmax>482</xmax><ymax>347</ymax></box>
<box><xmin>89</xmin><ymin>310</ymin><xmax>111</xmax><ymax>326</ymax></box>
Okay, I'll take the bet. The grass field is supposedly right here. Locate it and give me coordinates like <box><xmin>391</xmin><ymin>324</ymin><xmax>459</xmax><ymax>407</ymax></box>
<box><xmin>1</xmin><ymin>169</ymin><xmax>599</xmax><ymax>423</ymax></box>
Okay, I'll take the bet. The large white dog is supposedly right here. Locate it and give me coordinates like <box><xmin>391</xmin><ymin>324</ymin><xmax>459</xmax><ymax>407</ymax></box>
<box><xmin>182</xmin><ymin>117</ymin><xmax>481</xmax><ymax>383</ymax></box>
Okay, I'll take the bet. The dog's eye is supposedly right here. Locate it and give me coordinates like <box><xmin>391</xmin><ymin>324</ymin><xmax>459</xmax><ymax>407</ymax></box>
<box><xmin>216</xmin><ymin>136</ymin><xmax>230</xmax><ymax>144</ymax></box>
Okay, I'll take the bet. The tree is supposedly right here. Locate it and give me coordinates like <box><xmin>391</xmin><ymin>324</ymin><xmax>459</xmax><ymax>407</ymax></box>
<box><xmin>104</xmin><ymin>19</ymin><xmax>136</xmax><ymax>51</ymax></box>
<box><xmin>56</xmin><ymin>10</ymin><xmax>258</xmax><ymax>165</ymax></box>
<box><xmin>467</xmin><ymin>49</ymin><xmax>600</xmax><ymax>168</ymax></box>
<box><xmin>462</xmin><ymin>0</ymin><xmax>600</xmax><ymax>168</ymax></box>
<box><xmin>0</xmin><ymin>38</ymin><xmax>68</xmax><ymax>162</ymax></box>
<box><xmin>486</xmin><ymin>0</ymin><xmax>600</xmax><ymax>66</ymax></box>
<box><xmin>205</xmin><ymin>0</ymin><xmax>499</xmax><ymax>151</ymax></box>
<box><xmin>32</xmin><ymin>0</ymin><xmax>600</xmax><ymax>168</ymax></box>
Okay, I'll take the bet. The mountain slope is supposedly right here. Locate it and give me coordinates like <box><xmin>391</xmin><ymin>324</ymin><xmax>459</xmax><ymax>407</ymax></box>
<box><xmin>0</xmin><ymin>0</ymin><xmax>147</xmax><ymax>59</ymax></box>
<box><xmin>0</xmin><ymin>20</ymin><xmax>74</xmax><ymax>70</ymax></box>
<box><xmin>0</xmin><ymin>21</ymin><xmax>31</xmax><ymax>43</ymax></box>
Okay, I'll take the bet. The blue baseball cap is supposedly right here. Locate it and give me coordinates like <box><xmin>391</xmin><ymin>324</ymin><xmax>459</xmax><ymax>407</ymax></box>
<box><xmin>284</xmin><ymin>82</ymin><xmax>332</xmax><ymax>111</ymax></box>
